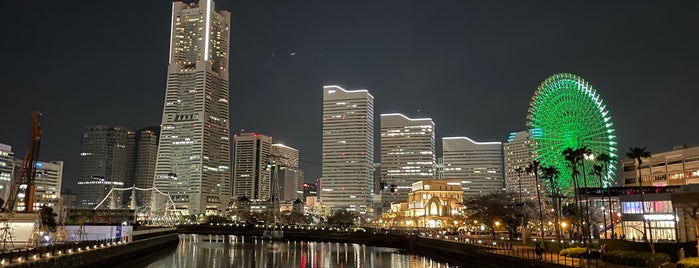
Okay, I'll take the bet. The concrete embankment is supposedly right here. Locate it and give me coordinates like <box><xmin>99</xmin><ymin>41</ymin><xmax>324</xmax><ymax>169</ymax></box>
<box><xmin>7</xmin><ymin>230</ymin><xmax>178</xmax><ymax>268</ymax></box>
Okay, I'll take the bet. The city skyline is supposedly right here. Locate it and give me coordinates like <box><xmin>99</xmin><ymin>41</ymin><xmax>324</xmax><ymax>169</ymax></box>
<box><xmin>2</xmin><ymin>1</ymin><xmax>699</xmax><ymax>192</ymax></box>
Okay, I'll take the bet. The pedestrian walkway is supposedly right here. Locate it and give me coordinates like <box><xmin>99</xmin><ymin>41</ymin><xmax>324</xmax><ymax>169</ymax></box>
<box><xmin>422</xmin><ymin>235</ymin><xmax>640</xmax><ymax>268</ymax></box>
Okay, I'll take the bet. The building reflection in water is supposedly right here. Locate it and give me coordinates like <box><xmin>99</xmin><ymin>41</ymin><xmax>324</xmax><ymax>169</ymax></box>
<box><xmin>142</xmin><ymin>234</ymin><xmax>452</xmax><ymax>268</ymax></box>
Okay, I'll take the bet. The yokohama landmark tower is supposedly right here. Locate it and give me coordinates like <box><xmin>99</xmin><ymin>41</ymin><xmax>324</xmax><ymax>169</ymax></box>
<box><xmin>153</xmin><ymin>0</ymin><xmax>231</xmax><ymax>215</ymax></box>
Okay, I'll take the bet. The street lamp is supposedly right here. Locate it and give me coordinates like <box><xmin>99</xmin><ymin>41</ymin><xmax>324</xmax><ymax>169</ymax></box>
<box><xmin>584</xmin><ymin>153</ymin><xmax>595</xmax><ymax>161</ymax></box>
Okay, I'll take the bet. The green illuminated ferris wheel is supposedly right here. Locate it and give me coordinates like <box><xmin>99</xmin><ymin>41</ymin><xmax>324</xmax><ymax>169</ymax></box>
<box><xmin>526</xmin><ymin>73</ymin><xmax>618</xmax><ymax>192</ymax></box>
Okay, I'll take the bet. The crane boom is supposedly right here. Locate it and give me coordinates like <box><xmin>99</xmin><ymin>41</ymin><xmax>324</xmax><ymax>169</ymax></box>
<box><xmin>5</xmin><ymin>112</ymin><xmax>42</xmax><ymax>212</ymax></box>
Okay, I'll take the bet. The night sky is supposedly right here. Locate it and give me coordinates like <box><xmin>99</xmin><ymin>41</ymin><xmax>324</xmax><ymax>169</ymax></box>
<box><xmin>1</xmin><ymin>1</ymin><xmax>698</xmax><ymax>193</ymax></box>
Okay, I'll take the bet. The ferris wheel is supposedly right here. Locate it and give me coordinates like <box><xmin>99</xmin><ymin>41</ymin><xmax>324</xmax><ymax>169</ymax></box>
<box><xmin>526</xmin><ymin>73</ymin><xmax>618</xmax><ymax>192</ymax></box>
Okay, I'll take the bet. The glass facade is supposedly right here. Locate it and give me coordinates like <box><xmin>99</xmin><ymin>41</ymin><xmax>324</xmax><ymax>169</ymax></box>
<box><xmin>622</xmin><ymin>220</ymin><xmax>677</xmax><ymax>242</ymax></box>
<box><xmin>621</xmin><ymin>200</ymin><xmax>677</xmax><ymax>242</ymax></box>
<box><xmin>622</xmin><ymin>201</ymin><xmax>672</xmax><ymax>214</ymax></box>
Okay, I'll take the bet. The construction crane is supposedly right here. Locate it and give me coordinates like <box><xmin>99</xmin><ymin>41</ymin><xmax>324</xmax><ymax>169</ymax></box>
<box><xmin>5</xmin><ymin>112</ymin><xmax>42</xmax><ymax>212</ymax></box>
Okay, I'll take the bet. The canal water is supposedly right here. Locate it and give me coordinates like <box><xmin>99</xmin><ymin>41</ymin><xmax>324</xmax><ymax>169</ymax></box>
<box><xmin>126</xmin><ymin>234</ymin><xmax>456</xmax><ymax>268</ymax></box>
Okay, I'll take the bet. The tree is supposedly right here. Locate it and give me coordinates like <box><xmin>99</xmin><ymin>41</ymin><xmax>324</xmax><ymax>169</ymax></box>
<box><xmin>203</xmin><ymin>215</ymin><xmax>232</xmax><ymax>225</ymax></box>
<box><xmin>39</xmin><ymin>206</ymin><xmax>58</xmax><ymax>232</ymax></box>
<box><xmin>326</xmin><ymin>210</ymin><xmax>356</xmax><ymax>228</ymax></box>
<box><xmin>576</xmin><ymin>146</ymin><xmax>594</xmax><ymax>244</ymax></box>
<box><xmin>463</xmin><ymin>192</ymin><xmax>536</xmax><ymax>240</ymax></box>
<box><xmin>526</xmin><ymin>160</ymin><xmax>545</xmax><ymax>243</ymax></box>
<box><xmin>563</xmin><ymin>146</ymin><xmax>593</xmax><ymax>244</ymax></box>
<box><xmin>281</xmin><ymin>211</ymin><xmax>310</xmax><ymax>225</ymax></box>
<box><xmin>595</xmin><ymin>153</ymin><xmax>615</xmax><ymax>239</ymax></box>
<box><xmin>541</xmin><ymin>165</ymin><xmax>561</xmax><ymax>241</ymax></box>
<box><xmin>591</xmin><ymin>163</ymin><xmax>607</xmax><ymax>239</ymax></box>
<box><xmin>627</xmin><ymin>147</ymin><xmax>654</xmax><ymax>254</ymax></box>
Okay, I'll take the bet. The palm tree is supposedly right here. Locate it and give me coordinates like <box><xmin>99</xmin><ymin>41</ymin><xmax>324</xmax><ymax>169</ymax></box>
<box><xmin>576</xmin><ymin>146</ymin><xmax>594</xmax><ymax>244</ymax></box>
<box><xmin>542</xmin><ymin>165</ymin><xmax>561</xmax><ymax>241</ymax></box>
<box><xmin>591</xmin><ymin>164</ymin><xmax>607</xmax><ymax>238</ymax></box>
<box><xmin>562</xmin><ymin>147</ymin><xmax>584</xmax><ymax>242</ymax></box>
<box><xmin>596</xmin><ymin>153</ymin><xmax>614</xmax><ymax>239</ymax></box>
<box><xmin>526</xmin><ymin>160</ymin><xmax>544</xmax><ymax>243</ymax></box>
<box><xmin>626</xmin><ymin>147</ymin><xmax>654</xmax><ymax>253</ymax></box>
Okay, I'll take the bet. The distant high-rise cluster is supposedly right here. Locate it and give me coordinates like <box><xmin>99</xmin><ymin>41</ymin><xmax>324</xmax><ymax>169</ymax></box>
<box><xmin>320</xmin><ymin>84</ymin><xmax>511</xmax><ymax>215</ymax></box>
<box><xmin>231</xmin><ymin>134</ymin><xmax>304</xmax><ymax>203</ymax></box>
<box><xmin>153</xmin><ymin>0</ymin><xmax>232</xmax><ymax>215</ymax></box>
<box><xmin>76</xmin><ymin>125</ymin><xmax>160</xmax><ymax>208</ymax></box>
<box><xmin>0</xmin><ymin>142</ymin><xmax>63</xmax><ymax>211</ymax></box>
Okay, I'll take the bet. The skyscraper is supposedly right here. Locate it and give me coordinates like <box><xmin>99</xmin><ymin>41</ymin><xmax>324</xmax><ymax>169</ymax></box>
<box><xmin>126</xmin><ymin>127</ymin><xmax>160</xmax><ymax>207</ymax></box>
<box><xmin>442</xmin><ymin>137</ymin><xmax>504</xmax><ymax>199</ymax></box>
<box><xmin>76</xmin><ymin>126</ymin><xmax>128</xmax><ymax>208</ymax></box>
<box><xmin>153</xmin><ymin>0</ymin><xmax>231</xmax><ymax>215</ymax></box>
<box><xmin>271</xmin><ymin>143</ymin><xmax>303</xmax><ymax>201</ymax></box>
<box><xmin>379</xmin><ymin>113</ymin><xmax>435</xmax><ymax>209</ymax></box>
<box><xmin>232</xmin><ymin>133</ymin><xmax>271</xmax><ymax>200</ymax></box>
<box><xmin>321</xmin><ymin>85</ymin><xmax>374</xmax><ymax>214</ymax></box>
<box><xmin>271</xmin><ymin>143</ymin><xmax>299</xmax><ymax>169</ymax></box>
<box><xmin>503</xmin><ymin>131</ymin><xmax>536</xmax><ymax>198</ymax></box>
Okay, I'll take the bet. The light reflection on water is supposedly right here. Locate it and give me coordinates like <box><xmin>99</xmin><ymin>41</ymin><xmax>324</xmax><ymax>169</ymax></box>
<box><xmin>144</xmin><ymin>234</ymin><xmax>454</xmax><ymax>268</ymax></box>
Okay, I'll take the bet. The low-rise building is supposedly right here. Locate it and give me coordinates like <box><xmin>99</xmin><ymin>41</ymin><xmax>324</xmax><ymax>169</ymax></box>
<box><xmin>381</xmin><ymin>179</ymin><xmax>464</xmax><ymax>228</ymax></box>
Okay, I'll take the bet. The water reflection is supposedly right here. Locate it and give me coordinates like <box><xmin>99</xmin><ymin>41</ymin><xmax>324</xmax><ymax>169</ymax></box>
<box><xmin>143</xmin><ymin>234</ymin><xmax>453</xmax><ymax>268</ymax></box>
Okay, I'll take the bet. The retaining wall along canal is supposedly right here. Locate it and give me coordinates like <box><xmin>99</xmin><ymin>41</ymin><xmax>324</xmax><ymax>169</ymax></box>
<box><xmin>5</xmin><ymin>231</ymin><xmax>178</xmax><ymax>268</ymax></box>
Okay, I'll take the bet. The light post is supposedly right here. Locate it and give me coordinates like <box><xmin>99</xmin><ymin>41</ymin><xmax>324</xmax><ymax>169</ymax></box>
<box><xmin>561</xmin><ymin>221</ymin><xmax>568</xmax><ymax>241</ymax></box>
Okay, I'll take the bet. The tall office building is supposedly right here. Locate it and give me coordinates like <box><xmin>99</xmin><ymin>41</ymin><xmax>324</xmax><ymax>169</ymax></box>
<box><xmin>0</xmin><ymin>144</ymin><xmax>14</xmax><ymax>202</ymax></box>
<box><xmin>321</xmin><ymin>85</ymin><xmax>374</xmax><ymax>214</ymax></box>
<box><xmin>232</xmin><ymin>133</ymin><xmax>272</xmax><ymax>200</ymax></box>
<box><xmin>442</xmin><ymin>137</ymin><xmax>504</xmax><ymax>199</ymax></box>
<box><xmin>28</xmin><ymin>161</ymin><xmax>63</xmax><ymax>210</ymax></box>
<box><xmin>126</xmin><ymin>127</ymin><xmax>160</xmax><ymax>207</ymax></box>
<box><xmin>503</xmin><ymin>131</ymin><xmax>536</xmax><ymax>197</ymax></box>
<box><xmin>271</xmin><ymin>144</ymin><xmax>299</xmax><ymax>168</ymax></box>
<box><xmin>76</xmin><ymin>126</ymin><xmax>129</xmax><ymax>208</ymax></box>
<box><xmin>271</xmin><ymin>144</ymin><xmax>303</xmax><ymax>201</ymax></box>
<box><xmin>153</xmin><ymin>0</ymin><xmax>231</xmax><ymax>215</ymax></box>
<box><xmin>379</xmin><ymin>113</ymin><xmax>435</xmax><ymax>209</ymax></box>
